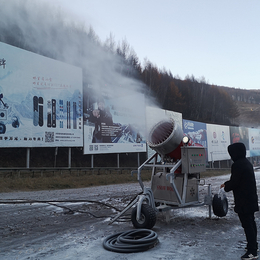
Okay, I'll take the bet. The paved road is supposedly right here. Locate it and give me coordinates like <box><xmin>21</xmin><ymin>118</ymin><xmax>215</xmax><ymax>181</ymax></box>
<box><xmin>1</xmin><ymin>173</ymin><xmax>260</xmax><ymax>259</ymax></box>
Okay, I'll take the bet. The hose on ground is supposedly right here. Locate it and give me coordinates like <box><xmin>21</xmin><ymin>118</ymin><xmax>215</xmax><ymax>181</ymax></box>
<box><xmin>103</xmin><ymin>229</ymin><xmax>159</xmax><ymax>253</ymax></box>
<box><xmin>0</xmin><ymin>198</ymin><xmax>134</xmax><ymax>221</ymax></box>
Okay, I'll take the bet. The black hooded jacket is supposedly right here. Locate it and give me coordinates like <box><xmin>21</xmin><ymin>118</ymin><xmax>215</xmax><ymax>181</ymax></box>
<box><xmin>224</xmin><ymin>142</ymin><xmax>259</xmax><ymax>214</ymax></box>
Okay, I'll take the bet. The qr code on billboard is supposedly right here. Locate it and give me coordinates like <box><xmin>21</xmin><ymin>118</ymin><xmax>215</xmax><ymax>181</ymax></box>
<box><xmin>45</xmin><ymin>131</ymin><xmax>54</xmax><ymax>142</ymax></box>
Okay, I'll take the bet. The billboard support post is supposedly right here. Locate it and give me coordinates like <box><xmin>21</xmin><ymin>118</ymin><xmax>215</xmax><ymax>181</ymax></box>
<box><xmin>91</xmin><ymin>154</ymin><xmax>94</xmax><ymax>168</ymax></box>
<box><xmin>210</xmin><ymin>152</ymin><xmax>214</xmax><ymax>168</ymax></box>
<box><xmin>68</xmin><ymin>148</ymin><xmax>71</xmax><ymax>168</ymax></box>
<box><xmin>117</xmin><ymin>154</ymin><xmax>120</xmax><ymax>168</ymax></box>
<box><xmin>26</xmin><ymin>148</ymin><xmax>30</xmax><ymax>168</ymax></box>
<box><xmin>54</xmin><ymin>147</ymin><xmax>58</xmax><ymax>167</ymax></box>
<box><xmin>137</xmin><ymin>152</ymin><xmax>140</xmax><ymax>167</ymax></box>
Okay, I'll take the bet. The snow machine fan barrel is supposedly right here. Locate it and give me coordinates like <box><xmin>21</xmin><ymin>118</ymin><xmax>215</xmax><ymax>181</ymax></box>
<box><xmin>147</xmin><ymin>118</ymin><xmax>183</xmax><ymax>158</ymax></box>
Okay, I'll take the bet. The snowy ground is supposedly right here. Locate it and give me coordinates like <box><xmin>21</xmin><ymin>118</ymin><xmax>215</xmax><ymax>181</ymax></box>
<box><xmin>1</xmin><ymin>171</ymin><xmax>260</xmax><ymax>260</ymax></box>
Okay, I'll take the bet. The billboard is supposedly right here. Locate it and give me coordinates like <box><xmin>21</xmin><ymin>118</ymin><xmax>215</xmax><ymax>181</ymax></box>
<box><xmin>83</xmin><ymin>88</ymin><xmax>146</xmax><ymax>154</ymax></box>
<box><xmin>206</xmin><ymin>124</ymin><xmax>230</xmax><ymax>161</ymax></box>
<box><xmin>0</xmin><ymin>42</ymin><xmax>83</xmax><ymax>147</ymax></box>
<box><xmin>183</xmin><ymin>119</ymin><xmax>208</xmax><ymax>162</ymax></box>
<box><xmin>249</xmin><ymin>128</ymin><xmax>260</xmax><ymax>157</ymax></box>
<box><xmin>230</xmin><ymin>126</ymin><xmax>250</xmax><ymax>157</ymax></box>
<box><xmin>182</xmin><ymin>119</ymin><xmax>207</xmax><ymax>147</ymax></box>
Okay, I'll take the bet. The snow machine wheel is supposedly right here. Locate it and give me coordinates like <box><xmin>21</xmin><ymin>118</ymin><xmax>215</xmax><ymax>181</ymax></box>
<box><xmin>212</xmin><ymin>193</ymin><xmax>228</xmax><ymax>217</ymax></box>
<box><xmin>131</xmin><ymin>204</ymin><xmax>156</xmax><ymax>229</ymax></box>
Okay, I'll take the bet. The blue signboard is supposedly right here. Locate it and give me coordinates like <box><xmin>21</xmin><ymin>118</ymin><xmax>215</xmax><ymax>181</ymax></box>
<box><xmin>183</xmin><ymin>119</ymin><xmax>207</xmax><ymax>147</ymax></box>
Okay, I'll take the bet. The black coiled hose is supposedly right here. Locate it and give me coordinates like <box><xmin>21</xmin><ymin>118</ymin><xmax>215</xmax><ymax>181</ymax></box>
<box><xmin>103</xmin><ymin>229</ymin><xmax>159</xmax><ymax>253</ymax></box>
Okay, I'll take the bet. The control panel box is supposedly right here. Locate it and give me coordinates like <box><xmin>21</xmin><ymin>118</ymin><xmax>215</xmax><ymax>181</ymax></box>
<box><xmin>181</xmin><ymin>146</ymin><xmax>206</xmax><ymax>174</ymax></box>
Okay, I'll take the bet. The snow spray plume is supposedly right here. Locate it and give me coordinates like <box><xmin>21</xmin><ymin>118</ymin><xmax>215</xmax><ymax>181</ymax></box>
<box><xmin>0</xmin><ymin>0</ymin><xmax>149</xmax><ymax>98</ymax></box>
<box><xmin>0</xmin><ymin>0</ymin><xmax>161</xmax><ymax>138</ymax></box>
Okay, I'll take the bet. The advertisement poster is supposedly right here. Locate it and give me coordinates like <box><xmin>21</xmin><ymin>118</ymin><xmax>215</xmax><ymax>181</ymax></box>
<box><xmin>182</xmin><ymin>119</ymin><xmax>207</xmax><ymax>147</ymax></box>
<box><xmin>230</xmin><ymin>126</ymin><xmax>250</xmax><ymax>157</ymax></box>
<box><xmin>83</xmin><ymin>88</ymin><xmax>146</xmax><ymax>154</ymax></box>
<box><xmin>0</xmin><ymin>42</ymin><xmax>83</xmax><ymax>147</ymax></box>
<box><xmin>183</xmin><ymin>119</ymin><xmax>208</xmax><ymax>162</ymax></box>
<box><xmin>206</xmin><ymin>124</ymin><xmax>230</xmax><ymax>161</ymax></box>
<box><xmin>146</xmin><ymin>106</ymin><xmax>182</xmax><ymax>158</ymax></box>
<box><xmin>249</xmin><ymin>128</ymin><xmax>260</xmax><ymax>157</ymax></box>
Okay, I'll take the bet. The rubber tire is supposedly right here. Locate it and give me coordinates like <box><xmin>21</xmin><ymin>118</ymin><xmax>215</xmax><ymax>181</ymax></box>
<box><xmin>212</xmin><ymin>193</ymin><xmax>228</xmax><ymax>217</ymax></box>
<box><xmin>131</xmin><ymin>204</ymin><xmax>156</xmax><ymax>229</ymax></box>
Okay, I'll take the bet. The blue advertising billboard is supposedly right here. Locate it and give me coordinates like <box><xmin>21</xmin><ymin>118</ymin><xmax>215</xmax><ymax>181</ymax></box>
<box><xmin>182</xmin><ymin>119</ymin><xmax>207</xmax><ymax>147</ymax></box>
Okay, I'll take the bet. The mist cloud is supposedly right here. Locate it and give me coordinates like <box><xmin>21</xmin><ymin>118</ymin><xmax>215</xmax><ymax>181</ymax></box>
<box><xmin>0</xmin><ymin>0</ymin><xmax>146</xmax><ymax>98</ymax></box>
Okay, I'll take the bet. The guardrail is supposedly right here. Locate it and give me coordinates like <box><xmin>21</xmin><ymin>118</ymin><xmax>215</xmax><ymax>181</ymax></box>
<box><xmin>2</xmin><ymin>165</ymin><xmax>258</xmax><ymax>179</ymax></box>
<box><xmin>0</xmin><ymin>167</ymin><xmax>139</xmax><ymax>178</ymax></box>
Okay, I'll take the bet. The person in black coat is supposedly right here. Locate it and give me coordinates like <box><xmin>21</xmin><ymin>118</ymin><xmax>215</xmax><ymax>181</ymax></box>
<box><xmin>221</xmin><ymin>142</ymin><xmax>259</xmax><ymax>259</ymax></box>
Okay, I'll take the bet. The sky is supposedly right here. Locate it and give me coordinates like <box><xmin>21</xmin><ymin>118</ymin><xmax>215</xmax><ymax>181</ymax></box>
<box><xmin>41</xmin><ymin>0</ymin><xmax>260</xmax><ymax>90</ymax></box>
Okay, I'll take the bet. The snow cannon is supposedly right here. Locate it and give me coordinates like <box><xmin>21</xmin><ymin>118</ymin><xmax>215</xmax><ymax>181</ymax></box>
<box><xmin>110</xmin><ymin>118</ymin><xmax>229</xmax><ymax>229</ymax></box>
<box><xmin>147</xmin><ymin>118</ymin><xmax>184</xmax><ymax>161</ymax></box>
<box><xmin>147</xmin><ymin>118</ymin><xmax>201</xmax><ymax>173</ymax></box>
